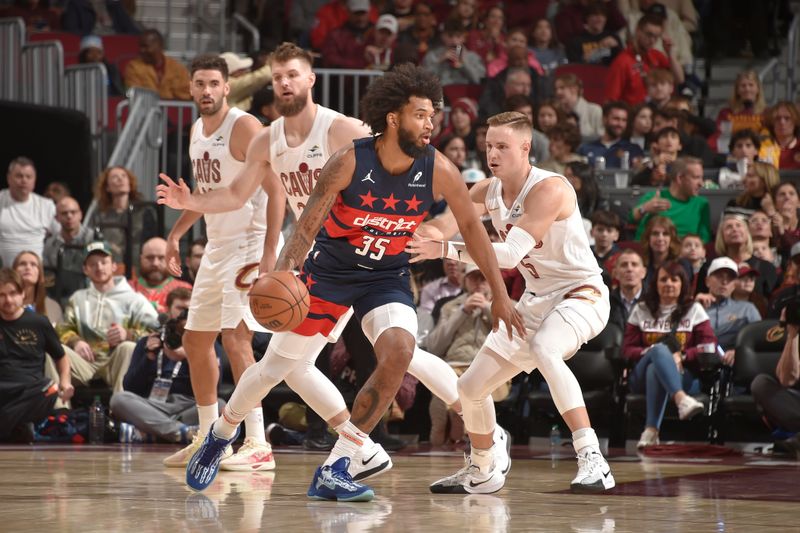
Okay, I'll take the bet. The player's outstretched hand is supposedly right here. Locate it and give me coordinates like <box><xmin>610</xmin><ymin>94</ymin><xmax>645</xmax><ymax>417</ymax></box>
<box><xmin>405</xmin><ymin>233</ymin><xmax>445</xmax><ymax>263</ymax></box>
<box><xmin>156</xmin><ymin>173</ymin><xmax>191</xmax><ymax>210</ymax></box>
<box><xmin>166</xmin><ymin>237</ymin><xmax>182</xmax><ymax>277</ymax></box>
<box><xmin>491</xmin><ymin>295</ymin><xmax>525</xmax><ymax>341</ymax></box>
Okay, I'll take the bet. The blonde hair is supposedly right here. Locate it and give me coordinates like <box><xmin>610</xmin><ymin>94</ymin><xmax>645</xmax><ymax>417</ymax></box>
<box><xmin>734</xmin><ymin>161</ymin><xmax>779</xmax><ymax>207</ymax></box>
<box><xmin>487</xmin><ymin>111</ymin><xmax>533</xmax><ymax>135</ymax></box>
<box><xmin>715</xmin><ymin>214</ymin><xmax>754</xmax><ymax>257</ymax></box>
<box><xmin>729</xmin><ymin>70</ymin><xmax>766</xmax><ymax>114</ymax></box>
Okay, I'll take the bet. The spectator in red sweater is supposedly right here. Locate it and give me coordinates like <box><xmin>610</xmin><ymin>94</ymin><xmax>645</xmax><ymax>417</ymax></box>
<box><xmin>310</xmin><ymin>0</ymin><xmax>379</xmax><ymax>51</ymax></box>
<box><xmin>129</xmin><ymin>238</ymin><xmax>192</xmax><ymax>314</ymax></box>
<box><xmin>622</xmin><ymin>259</ymin><xmax>715</xmax><ymax>448</ymax></box>
<box><xmin>604</xmin><ymin>13</ymin><xmax>684</xmax><ymax>106</ymax></box>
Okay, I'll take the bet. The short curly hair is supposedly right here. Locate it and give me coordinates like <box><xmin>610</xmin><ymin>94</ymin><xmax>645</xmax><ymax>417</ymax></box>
<box><xmin>360</xmin><ymin>63</ymin><xmax>442</xmax><ymax>135</ymax></box>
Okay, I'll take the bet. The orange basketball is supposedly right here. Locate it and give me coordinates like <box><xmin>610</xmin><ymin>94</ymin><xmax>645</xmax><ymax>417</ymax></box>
<box><xmin>249</xmin><ymin>271</ymin><xmax>310</xmax><ymax>332</ymax></box>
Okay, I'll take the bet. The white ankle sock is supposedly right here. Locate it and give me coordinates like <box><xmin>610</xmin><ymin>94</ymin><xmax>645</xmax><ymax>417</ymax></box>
<box><xmin>212</xmin><ymin>407</ymin><xmax>240</xmax><ymax>440</ymax></box>
<box><xmin>197</xmin><ymin>403</ymin><xmax>219</xmax><ymax>436</ymax></box>
<box><xmin>324</xmin><ymin>420</ymin><xmax>373</xmax><ymax>466</ymax></box>
<box><xmin>244</xmin><ymin>407</ymin><xmax>267</xmax><ymax>444</ymax></box>
<box><xmin>572</xmin><ymin>427</ymin><xmax>600</xmax><ymax>454</ymax></box>
<box><xmin>471</xmin><ymin>445</ymin><xmax>494</xmax><ymax>471</ymax></box>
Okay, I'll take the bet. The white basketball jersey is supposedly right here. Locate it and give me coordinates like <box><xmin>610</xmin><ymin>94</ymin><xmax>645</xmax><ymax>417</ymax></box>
<box><xmin>486</xmin><ymin>165</ymin><xmax>601</xmax><ymax>295</ymax></box>
<box><xmin>190</xmin><ymin>107</ymin><xmax>267</xmax><ymax>241</ymax></box>
<box><xmin>269</xmin><ymin>105</ymin><xmax>343</xmax><ymax>220</ymax></box>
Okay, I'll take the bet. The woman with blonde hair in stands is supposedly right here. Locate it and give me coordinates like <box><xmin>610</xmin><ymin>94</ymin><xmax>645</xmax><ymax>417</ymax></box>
<box><xmin>12</xmin><ymin>251</ymin><xmax>62</xmax><ymax>325</ymax></box>
<box><xmin>711</xmin><ymin>70</ymin><xmax>768</xmax><ymax>154</ymax></box>
<box><xmin>86</xmin><ymin>166</ymin><xmax>157</xmax><ymax>266</ymax></box>
<box><xmin>698</xmin><ymin>213</ymin><xmax>778</xmax><ymax>297</ymax></box>
<box><xmin>725</xmin><ymin>160</ymin><xmax>780</xmax><ymax>219</ymax></box>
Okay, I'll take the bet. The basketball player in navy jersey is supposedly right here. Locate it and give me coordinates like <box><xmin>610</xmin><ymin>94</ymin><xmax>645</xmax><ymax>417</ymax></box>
<box><xmin>181</xmin><ymin>64</ymin><xmax>524</xmax><ymax>500</ymax></box>
<box><xmin>161</xmin><ymin>44</ymin><xmax>513</xmax><ymax>488</ymax></box>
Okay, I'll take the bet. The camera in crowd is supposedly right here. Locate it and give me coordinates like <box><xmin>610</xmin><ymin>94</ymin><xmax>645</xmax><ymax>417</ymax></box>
<box><xmin>785</xmin><ymin>297</ymin><xmax>800</xmax><ymax>327</ymax></box>
<box><xmin>158</xmin><ymin>309</ymin><xmax>188</xmax><ymax>350</ymax></box>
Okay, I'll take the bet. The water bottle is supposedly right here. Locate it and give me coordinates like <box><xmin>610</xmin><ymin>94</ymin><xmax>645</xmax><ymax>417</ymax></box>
<box><xmin>594</xmin><ymin>156</ymin><xmax>606</xmax><ymax>171</ymax></box>
<box><xmin>549</xmin><ymin>424</ymin><xmax>561</xmax><ymax>449</ymax></box>
<box><xmin>89</xmin><ymin>395</ymin><xmax>105</xmax><ymax>444</ymax></box>
<box><xmin>615</xmin><ymin>151</ymin><xmax>630</xmax><ymax>188</ymax></box>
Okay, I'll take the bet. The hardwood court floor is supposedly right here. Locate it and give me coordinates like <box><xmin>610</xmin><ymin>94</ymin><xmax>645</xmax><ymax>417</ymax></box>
<box><xmin>1</xmin><ymin>443</ymin><xmax>798</xmax><ymax>532</ymax></box>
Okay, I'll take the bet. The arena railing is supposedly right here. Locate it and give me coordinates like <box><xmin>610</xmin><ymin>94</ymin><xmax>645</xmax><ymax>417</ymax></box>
<box><xmin>787</xmin><ymin>14</ymin><xmax>799</xmax><ymax>101</ymax></box>
<box><xmin>0</xmin><ymin>17</ymin><xmax>24</xmax><ymax>101</ymax></box>
<box><xmin>231</xmin><ymin>13</ymin><xmax>259</xmax><ymax>53</ymax></box>
<box><xmin>314</xmin><ymin>68</ymin><xmax>384</xmax><ymax>116</ymax></box>
<box><xmin>63</xmin><ymin>63</ymin><xmax>109</xmax><ymax>183</ymax></box>
<box><xmin>758</xmin><ymin>57</ymin><xmax>779</xmax><ymax>105</ymax></box>
<box><xmin>20</xmin><ymin>40</ymin><xmax>63</xmax><ymax>106</ymax></box>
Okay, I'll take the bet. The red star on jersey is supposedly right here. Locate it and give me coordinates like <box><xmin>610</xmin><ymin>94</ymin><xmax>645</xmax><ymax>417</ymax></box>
<box><xmin>404</xmin><ymin>194</ymin><xmax>422</xmax><ymax>212</ymax></box>
<box><xmin>304</xmin><ymin>274</ymin><xmax>316</xmax><ymax>290</ymax></box>
<box><xmin>359</xmin><ymin>190</ymin><xmax>377</xmax><ymax>208</ymax></box>
<box><xmin>382</xmin><ymin>193</ymin><xmax>399</xmax><ymax>210</ymax></box>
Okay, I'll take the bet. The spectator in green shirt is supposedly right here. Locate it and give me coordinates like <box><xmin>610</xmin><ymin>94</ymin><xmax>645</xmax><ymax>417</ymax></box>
<box><xmin>631</xmin><ymin>156</ymin><xmax>712</xmax><ymax>243</ymax></box>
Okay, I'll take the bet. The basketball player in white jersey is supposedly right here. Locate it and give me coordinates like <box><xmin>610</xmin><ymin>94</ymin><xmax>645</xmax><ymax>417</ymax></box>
<box><xmin>408</xmin><ymin>111</ymin><xmax>615</xmax><ymax>494</ymax></box>
<box><xmin>160</xmin><ymin>55</ymin><xmax>286</xmax><ymax>471</ymax></box>
<box><xmin>158</xmin><ymin>43</ymin><xmax>511</xmax><ymax>481</ymax></box>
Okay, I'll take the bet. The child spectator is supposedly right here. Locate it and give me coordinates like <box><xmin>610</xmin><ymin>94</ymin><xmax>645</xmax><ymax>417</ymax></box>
<box><xmin>646</xmin><ymin>68</ymin><xmax>675</xmax><ymax>109</ymax></box>
<box><xmin>680</xmin><ymin>234</ymin><xmax>706</xmax><ymax>276</ymax></box>
<box><xmin>718</xmin><ymin>129</ymin><xmax>761</xmax><ymax>190</ymax></box>
<box><xmin>632</xmin><ymin>127</ymin><xmax>682</xmax><ymax>187</ymax></box>
<box><xmin>566</xmin><ymin>3</ymin><xmax>622</xmax><ymax>66</ymax></box>
<box><xmin>629</xmin><ymin>104</ymin><xmax>654</xmax><ymax>151</ymax></box>
<box><xmin>529</xmin><ymin>18</ymin><xmax>567</xmax><ymax>76</ymax></box>
<box><xmin>590</xmin><ymin>210</ymin><xmax>622</xmax><ymax>282</ymax></box>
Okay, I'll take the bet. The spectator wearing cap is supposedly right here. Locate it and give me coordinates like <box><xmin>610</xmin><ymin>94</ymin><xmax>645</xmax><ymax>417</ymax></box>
<box><xmin>423</xmin><ymin>263</ymin><xmax>501</xmax><ymax>446</ymax></box>
<box><xmin>78</xmin><ymin>35</ymin><xmax>125</xmax><ymax>96</ymax></box>
<box><xmin>364</xmin><ymin>14</ymin><xmax>399</xmax><ymax>70</ymax></box>
<box><xmin>310</xmin><ymin>0</ymin><xmax>379</xmax><ymax>51</ymax></box>
<box><xmin>605</xmin><ymin>14</ymin><xmax>684</xmax><ymax>106</ymax></box>
<box><xmin>220</xmin><ymin>52</ymin><xmax>272</xmax><ymax>111</ymax></box>
<box><xmin>422</xmin><ymin>18</ymin><xmax>485</xmax><ymax>86</ymax></box>
<box><xmin>624</xmin><ymin>0</ymin><xmax>693</xmax><ymax>70</ymax></box>
<box><xmin>322</xmin><ymin>0</ymin><xmax>377</xmax><ymax>68</ymax></box>
<box><xmin>56</xmin><ymin>241</ymin><xmax>159</xmax><ymax>393</ymax></box>
<box><xmin>554</xmin><ymin>73</ymin><xmax>603</xmax><ymax>141</ymax></box>
<box><xmin>440</xmin><ymin>97</ymin><xmax>478</xmax><ymax>153</ymax></box>
<box><xmin>695</xmin><ymin>257</ymin><xmax>761</xmax><ymax>366</ymax></box>
<box><xmin>733</xmin><ymin>262</ymin><xmax>768</xmax><ymax>317</ymax></box>
<box><xmin>124</xmin><ymin>29</ymin><xmax>191</xmax><ymax>100</ymax></box>
<box><xmin>0</xmin><ymin>157</ymin><xmax>59</xmax><ymax>268</ymax></box>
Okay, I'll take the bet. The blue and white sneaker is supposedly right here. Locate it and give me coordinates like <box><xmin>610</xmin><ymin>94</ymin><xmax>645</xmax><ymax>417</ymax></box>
<box><xmin>186</xmin><ymin>424</ymin><xmax>240</xmax><ymax>492</ymax></box>
<box><xmin>307</xmin><ymin>457</ymin><xmax>375</xmax><ymax>502</ymax></box>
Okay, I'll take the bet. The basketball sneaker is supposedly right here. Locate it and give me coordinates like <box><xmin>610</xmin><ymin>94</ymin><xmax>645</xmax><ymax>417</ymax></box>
<box><xmin>429</xmin><ymin>456</ymin><xmax>506</xmax><ymax>494</ymax></box>
<box><xmin>348</xmin><ymin>441</ymin><xmax>392</xmax><ymax>481</ymax></box>
<box><xmin>163</xmin><ymin>432</ymin><xmax>233</xmax><ymax>468</ymax></box>
<box><xmin>570</xmin><ymin>448</ymin><xmax>615</xmax><ymax>493</ymax></box>
<box><xmin>186</xmin><ymin>425</ymin><xmax>241</xmax><ymax>492</ymax></box>
<box><xmin>493</xmin><ymin>425</ymin><xmax>511</xmax><ymax>476</ymax></box>
<box><xmin>219</xmin><ymin>437</ymin><xmax>276</xmax><ymax>471</ymax></box>
<box><xmin>307</xmin><ymin>457</ymin><xmax>375</xmax><ymax>502</ymax></box>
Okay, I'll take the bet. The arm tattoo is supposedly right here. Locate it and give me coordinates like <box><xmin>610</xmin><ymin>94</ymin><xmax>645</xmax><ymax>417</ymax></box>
<box><xmin>275</xmin><ymin>154</ymin><xmax>349</xmax><ymax>271</ymax></box>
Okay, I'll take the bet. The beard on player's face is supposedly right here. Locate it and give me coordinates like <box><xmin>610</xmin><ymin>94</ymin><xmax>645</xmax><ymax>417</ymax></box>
<box><xmin>197</xmin><ymin>96</ymin><xmax>224</xmax><ymax>116</ymax></box>
<box><xmin>275</xmin><ymin>90</ymin><xmax>309</xmax><ymax>117</ymax></box>
<box><xmin>397</xmin><ymin>123</ymin><xmax>428</xmax><ymax>159</ymax></box>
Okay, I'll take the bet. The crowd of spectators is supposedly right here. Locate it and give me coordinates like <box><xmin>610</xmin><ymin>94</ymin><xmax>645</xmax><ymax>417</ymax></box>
<box><xmin>2</xmin><ymin>0</ymin><xmax>800</xmax><ymax>454</ymax></box>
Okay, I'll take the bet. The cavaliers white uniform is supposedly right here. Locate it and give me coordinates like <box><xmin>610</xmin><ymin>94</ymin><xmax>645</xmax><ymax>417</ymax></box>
<box><xmin>187</xmin><ymin>107</ymin><xmax>281</xmax><ymax>332</ymax></box>
<box><xmin>483</xmin><ymin>165</ymin><xmax>610</xmax><ymax>372</ymax></box>
<box><xmin>269</xmin><ymin>104</ymin><xmax>344</xmax><ymax>221</ymax></box>
<box><xmin>268</xmin><ymin>104</ymin><xmax>354</xmax><ymax>343</ymax></box>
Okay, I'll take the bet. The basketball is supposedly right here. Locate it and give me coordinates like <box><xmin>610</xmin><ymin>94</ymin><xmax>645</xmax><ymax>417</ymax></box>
<box><xmin>249</xmin><ymin>271</ymin><xmax>310</xmax><ymax>332</ymax></box>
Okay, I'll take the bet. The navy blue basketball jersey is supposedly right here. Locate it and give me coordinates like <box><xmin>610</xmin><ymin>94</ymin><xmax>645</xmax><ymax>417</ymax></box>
<box><xmin>310</xmin><ymin>136</ymin><xmax>436</xmax><ymax>272</ymax></box>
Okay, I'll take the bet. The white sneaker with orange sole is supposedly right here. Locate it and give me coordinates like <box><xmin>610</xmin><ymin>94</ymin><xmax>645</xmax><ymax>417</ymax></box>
<box><xmin>219</xmin><ymin>437</ymin><xmax>276</xmax><ymax>471</ymax></box>
<box><xmin>163</xmin><ymin>433</ymin><xmax>233</xmax><ymax>468</ymax></box>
